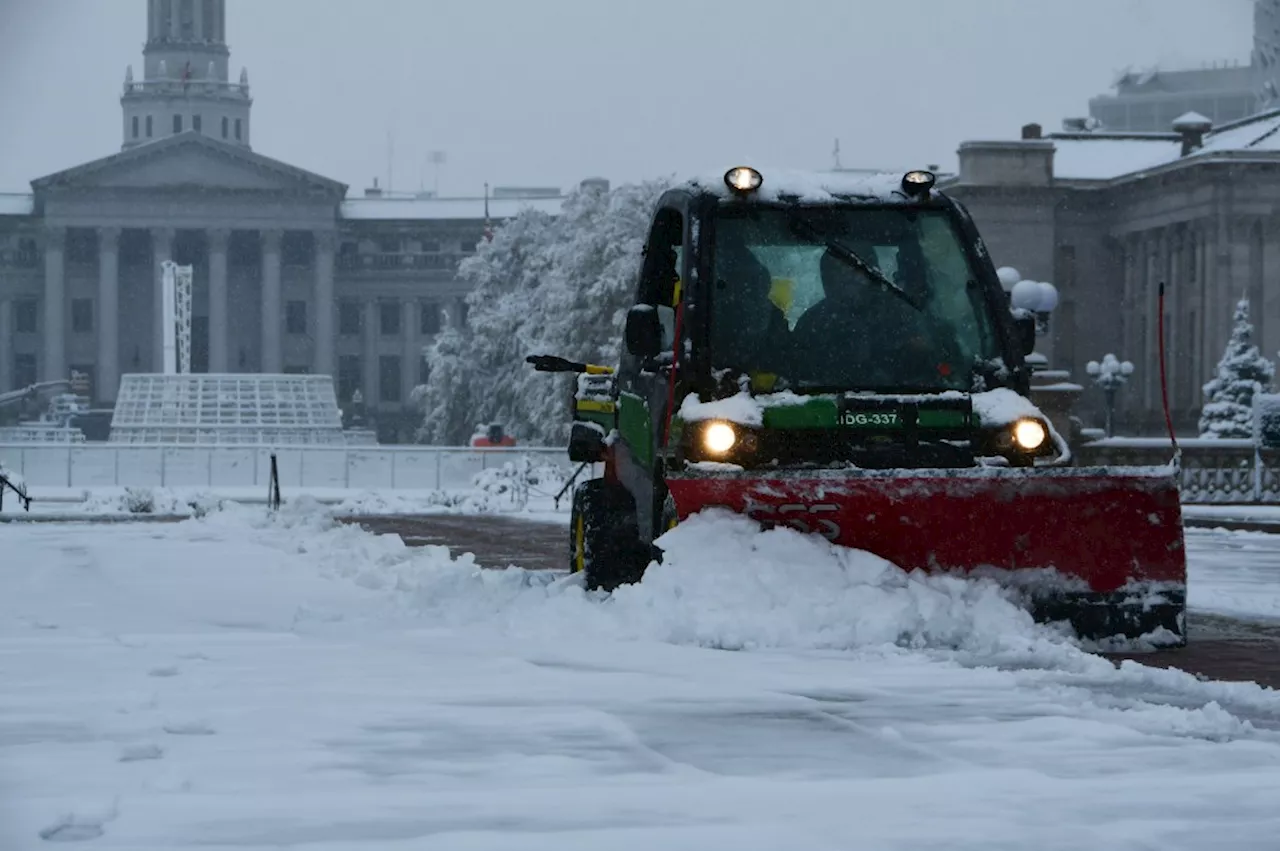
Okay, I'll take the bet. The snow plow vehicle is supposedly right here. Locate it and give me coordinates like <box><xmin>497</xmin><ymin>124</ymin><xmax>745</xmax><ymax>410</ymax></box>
<box><xmin>528</xmin><ymin>166</ymin><xmax>1186</xmax><ymax>644</ymax></box>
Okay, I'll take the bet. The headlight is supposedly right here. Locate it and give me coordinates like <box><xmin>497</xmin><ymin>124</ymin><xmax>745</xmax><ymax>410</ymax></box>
<box><xmin>702</xmin><ymin>421</ymin><xmax>738</xmax><ymax>454</ymax></box>
<box><xmin>1012</xmin><ymin>418</ymin><xmax>1048</xmax><ymax>451</ymax></box>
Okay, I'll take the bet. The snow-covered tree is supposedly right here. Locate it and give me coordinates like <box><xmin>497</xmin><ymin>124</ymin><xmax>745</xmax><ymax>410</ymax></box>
<box><xmin>413</xmin><ymin>177</ymin><xmax>671</xmax><ymax>445</ymax></box>
<box><xmin>1199</xmin><ymin>296</ymin><xmax>1275</xmax><ymax>438</ymax></box>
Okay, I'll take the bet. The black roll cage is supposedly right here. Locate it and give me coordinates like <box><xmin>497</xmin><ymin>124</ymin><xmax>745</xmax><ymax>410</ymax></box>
<box><xmin>655</xmin><ymin>186</ymin><xmax>1032</xmax><ymax>400</ymax></box>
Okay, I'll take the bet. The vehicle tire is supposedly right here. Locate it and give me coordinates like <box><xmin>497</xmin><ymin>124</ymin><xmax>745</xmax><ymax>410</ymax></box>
<box><xmin>648</xmin><ymin>490</ymin><xmax>679</xmax><ymax>566</ymax></box>
<box><xmin>569</xmin><ymin>478</ymin><xmax>649</xmax><ymax>592</ymax></box>
<box><xmin>659</xmin><ymin>490</ymin><xmax>679</xmax><ymax>535</ymax></box>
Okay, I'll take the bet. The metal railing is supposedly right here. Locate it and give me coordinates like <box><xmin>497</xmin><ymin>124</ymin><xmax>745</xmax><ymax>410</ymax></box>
<box><xmin>337</xmin><ymin>253</ymin><xmax>464</xmax><ymax>272</ymax></box>
<box><xmin>1076</xmin><ymin>437</ymin><xmax>1280</xmax><ymax>503</ymax></box>
<box><xmin>0</xmin><ymin>443</ymin><xmax>575</xmax><ymax>492</ymax></box>
<box><xmin>12</xmin><ymin>436</ymin><xmax>1278</xmax><ymax>504</ymax></box>
<box><xmin>123</xmin><ymin>80</ymin><xmax>249</xmax><ymax>98</ymax></box>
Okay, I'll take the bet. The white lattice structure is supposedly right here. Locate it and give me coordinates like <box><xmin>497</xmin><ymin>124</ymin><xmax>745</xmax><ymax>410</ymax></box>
<box><xmin>108</xmin><ymin>373</ymin><xmax>348</xmax><ymax>445</ymax></box>
<box><xmin>160</xmin><ymin>260</ymin><xmax>193</xmax><ymax>375</ymax></box>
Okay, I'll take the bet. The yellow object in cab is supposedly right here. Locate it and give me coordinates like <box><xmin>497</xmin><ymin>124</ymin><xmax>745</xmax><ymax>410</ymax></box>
<box><xmin>769</xmin><ymin>278</ymin><xmax>794</xmax><ymax>313</ymax></box>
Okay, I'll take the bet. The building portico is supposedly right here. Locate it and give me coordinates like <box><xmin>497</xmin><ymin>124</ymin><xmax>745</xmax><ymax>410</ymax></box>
<box><xmin>29</xmin><ymin>132</ymin><xmax>347</xmax><ymax>402</ymax></box>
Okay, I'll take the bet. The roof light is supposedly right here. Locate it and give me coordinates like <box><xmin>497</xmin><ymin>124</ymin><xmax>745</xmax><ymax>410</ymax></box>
<box><xmin>724</xmin><ymin>167</ymin><xmax>763</xmax><ymax>194</ymax></box>
<box><xmin>901</xmin><ymin>170</ymin><xmax>936</xmax><ymax>196</ymax></box>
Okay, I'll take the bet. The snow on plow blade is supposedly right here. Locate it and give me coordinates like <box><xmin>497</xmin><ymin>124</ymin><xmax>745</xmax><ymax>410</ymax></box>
<box><xmin>664</xmin><ymin>465</ymin><xmax>1187</xmax><ymax>643</ymax></box>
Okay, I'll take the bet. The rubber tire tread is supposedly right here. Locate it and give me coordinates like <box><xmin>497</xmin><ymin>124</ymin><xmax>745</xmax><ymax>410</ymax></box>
<box><xmin>571</xmin><ymin>478</ymin><xmax>648</xmax><ymax>592</ymax></box>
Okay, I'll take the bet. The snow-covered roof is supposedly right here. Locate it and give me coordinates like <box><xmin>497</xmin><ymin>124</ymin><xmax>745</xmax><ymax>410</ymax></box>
<box><xmin>1048</xmin><ymin>136</ymin><xmax>1181</xmax><ymax>181</ymax></box>
<box><xmin>0</xmin><ymin>193</ymin><xmax>34</xmax><ymax>217</ymax></box>
<box><xmin>1031</xmin><ymin>108</ymin><xmax>1280</xmax><ymax>182</ymax></box>
<box><xmin>683</xmin><ymin>167</ymin><xmax>933</xmax><ymax>204</ymax></box>
<box><xmin>340</xmin><ymin>194</ymin><xmax>565</xmax><ymax>222</ymax></box>
<box><xmin>1194</xmin><ymin>109</ymin><xmax>1280</xmax><ymax>154</ymax></box>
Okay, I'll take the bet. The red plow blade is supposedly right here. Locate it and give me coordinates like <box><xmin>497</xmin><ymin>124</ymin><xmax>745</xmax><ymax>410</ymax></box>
<box><xmin>665</xmin><ymin>465</ymin><xmax>1187</xmax><ymax>642</ymax></box>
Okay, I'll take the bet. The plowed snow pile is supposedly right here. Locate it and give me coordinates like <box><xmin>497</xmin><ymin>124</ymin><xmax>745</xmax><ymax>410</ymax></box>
<box><xmin>222</xmin><ymin>502</ymin><xmax>1280</xmax><ymax>718</ymax></box>
<box><xmin>267</xmin><ymin>506</ymin><xmax>1047</xmax><ymax>654</ymax></box>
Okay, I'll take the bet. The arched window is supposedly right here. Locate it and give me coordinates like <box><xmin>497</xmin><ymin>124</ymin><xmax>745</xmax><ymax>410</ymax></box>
<box><xmin>132</xmin><ymin>116</ymin><xmax>140</xmax><ymax>138</ymax></box>
<box><xmin>221</xmin><ymin>116</ymin><xmax>228</xmax><ymax>139</ymax></box>
<box><xmin>173</xmin><ymin>114</ymin><xmax>183</xmax><ymax>134</ymax></box>
<box><xmin>146</xmin><ymin>115</ymin><xmax>153</xmax><ymax>137</ymax></box>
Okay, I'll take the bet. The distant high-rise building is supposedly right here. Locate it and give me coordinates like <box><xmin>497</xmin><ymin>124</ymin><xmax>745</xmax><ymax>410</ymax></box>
<box><xmin>1084</xmin><ymin>0</ymin><xmax>1280</xmax><ymax>132</ymax></box>
<box><xmin>1254</xmin><ymin>0</ymin><xmax>1280</xmax><ymax>104</ymax></box>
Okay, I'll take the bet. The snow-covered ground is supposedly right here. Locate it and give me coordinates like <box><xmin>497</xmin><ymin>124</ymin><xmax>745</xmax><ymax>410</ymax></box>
<box><xmin>5</xmin><ymin>504</ymin><xmax>1280</xmax><ymax>850</ymax></box>
<box><xmin>1188</xmin><ymin>528</ymin><xmax>1280</xmax><ymax>621</ymax></box>
<box><xmin>1183</xmin><ymin>504</ymin><xmax>1280</xmax><ymax>525</ymax></box>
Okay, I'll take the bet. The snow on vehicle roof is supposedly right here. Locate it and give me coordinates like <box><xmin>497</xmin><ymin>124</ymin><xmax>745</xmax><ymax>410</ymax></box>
<box><xmin>682</xmin><ymin>167</ymin><xmax>931</xmax><ymax>204</ymax></box>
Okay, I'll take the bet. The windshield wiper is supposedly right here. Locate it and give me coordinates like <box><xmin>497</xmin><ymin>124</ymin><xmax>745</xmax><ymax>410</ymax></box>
<box><xmin>789</xmin><ymin>218</ymin><xmax>923</xmax><ymax>311</ymax></box>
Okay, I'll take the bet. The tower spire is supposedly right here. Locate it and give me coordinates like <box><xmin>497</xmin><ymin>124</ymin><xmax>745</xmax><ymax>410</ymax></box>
<box><xmin>124</xmin><ymin>1</ymin><xmax>252</xmax><ymax>150</ymax></box>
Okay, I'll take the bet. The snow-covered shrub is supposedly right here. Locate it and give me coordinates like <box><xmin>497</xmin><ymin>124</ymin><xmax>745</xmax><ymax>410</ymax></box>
<box><xmin>473</xmin><ymin>456</ymin><xmax>571</xmax><ymax>509</ymax></box>
<box><xmin>415</xmin><ymin>177</ymin><xmax>672</xmax><ymax>445</ymax></box>
<box><xmin>1200</xmin><ymin>297</ymin><xmax>1275</xmax><ymax>439</ymax></box>
<box><xmin>125</xmin><ymin>486</ymin><xmax>158</xmax><ymax>513</ymax></box>
<box><xmin>86</xmin><ymin>487</ymin><xmax>227</xmax><ymax>517</ymax></box>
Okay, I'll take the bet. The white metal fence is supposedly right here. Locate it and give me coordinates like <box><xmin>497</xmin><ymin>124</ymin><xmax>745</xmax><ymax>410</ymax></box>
<box><xmin>0</xmin><ymin>444</ymin><xmax>575</xmax><ymax>491</ymax></box>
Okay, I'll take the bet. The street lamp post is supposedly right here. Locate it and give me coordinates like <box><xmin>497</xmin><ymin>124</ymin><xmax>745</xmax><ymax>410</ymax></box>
<box><xmin>1085</xmin><ymin>353</ymin><xmax>1135</xmax><ymax>437</ymax></box>
<box><xmin>996</xmin><ymin>267</ymin><xmax>1060</xmax><ymax>366</ymax></box>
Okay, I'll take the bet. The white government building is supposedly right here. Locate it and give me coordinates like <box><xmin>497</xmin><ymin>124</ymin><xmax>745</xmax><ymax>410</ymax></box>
<box><xmin>0</xmin><ymin>0</ymin><xmax>576</xmax><ymax>443</ymax></box>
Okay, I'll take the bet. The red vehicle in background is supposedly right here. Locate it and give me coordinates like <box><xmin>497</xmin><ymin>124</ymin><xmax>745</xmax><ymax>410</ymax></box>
<box><xmin>470</xmin><ymin>423</ymin><xmax>516</xmax><ymax>448</ymax></box>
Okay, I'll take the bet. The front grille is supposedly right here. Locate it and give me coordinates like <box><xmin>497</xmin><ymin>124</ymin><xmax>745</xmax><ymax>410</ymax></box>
<box><xmin>752</xmin><ymin>429</ymin><xmax>976</xmax><ymax>469</ymax></box>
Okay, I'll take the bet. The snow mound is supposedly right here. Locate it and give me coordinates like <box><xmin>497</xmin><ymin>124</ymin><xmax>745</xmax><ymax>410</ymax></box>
<box><xmin>291</xmin><ymin>507</ymin><xmax>1060</xmax><ymax>657</ymax></box>
<box><xmin>599</xmin><ymin>510</ymin><xmax>1054</xmax><ymax>655</ymax></box>
<box><xmin>199</xmin><ymin>503</ymin><xmax>1280</xmax><ymax>726</ymax></box>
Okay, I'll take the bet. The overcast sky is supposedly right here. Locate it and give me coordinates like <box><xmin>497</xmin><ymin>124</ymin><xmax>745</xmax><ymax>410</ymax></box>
<box><xmin>0</xmin><ymin>0</ymin><xmax>1257</xmax><ymax>196</ymax></box>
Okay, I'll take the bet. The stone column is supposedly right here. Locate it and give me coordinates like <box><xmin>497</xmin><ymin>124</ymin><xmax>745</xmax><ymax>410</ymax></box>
<box><xmin>208</xmin><ymin>228</ymin><xmax>229</xmax><ymax>373</ymax></box>
<box><xmin>260</xmin><ymin>229</ymin><xmax>283</xmax><ymax>373</ymax></box>
<box><xmin>362</xmin><ymin>299</ymin><xmax>379</xmax><ymax>408</ymax></box>
<box><xmin>313</xmin><ymin>231</ymin><xmax>336</xmax><ymax>377</ymax></box>
<box><xmin>194</xmin><ymin>0</ymin><xmax>204</xmax><ymax>40</ymax></box>
<box><xmin>0</xmin><ymin>299</ymin><xmax>11</xmax><ymax>391</ymax></box>
<box><xmin>1139</xmin><ymin>228</ymin><xmax>1157</xmax><ymax>415</ymax></box>
<box><xmin>401</xmin><ymin>298</ymin><xmax>419</xmax><ymax>403</ymax></box>
<box><xmin>42</xmin><ymin>225</ymin><xmax>67</xmax><ymax>382</ymax></box>
<box><xmin>97</xmin><ymin>227</ymin><xmax>121</xmax><ymax>401</ymax></box>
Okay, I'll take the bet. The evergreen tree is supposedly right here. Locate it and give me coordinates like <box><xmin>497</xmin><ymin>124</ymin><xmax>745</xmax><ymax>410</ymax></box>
<box><xmin>1199</xmin><ymin>296</ymin><xmax>1275</xmax><ymax>438</ymax></box>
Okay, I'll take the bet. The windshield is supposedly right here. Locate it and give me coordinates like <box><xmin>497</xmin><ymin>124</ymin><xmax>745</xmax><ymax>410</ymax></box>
<box><xmin>709</xmin><ymin>206</ymin><xmax>1000</xmax><ymax>392</ymax></box>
